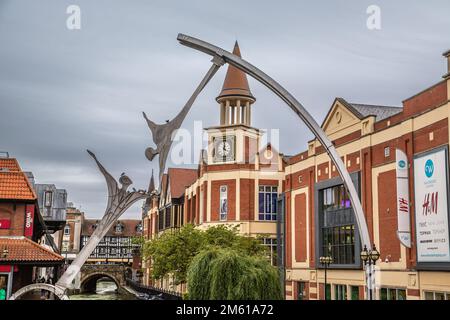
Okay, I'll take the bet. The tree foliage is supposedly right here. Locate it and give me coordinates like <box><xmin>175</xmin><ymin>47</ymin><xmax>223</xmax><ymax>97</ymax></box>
<box><xmin>187</xmin><ymin>248</ymin><xmax>283</xmax><ymax>300</ymax></box>
<box><xmin>143</xmin><ymin>224</ymin><xmax>204</xmax><ymax>284</ymax></box>
<box><xmin>143</xmin><ymin>224</ymin><xmax>268</xmax><ymax>285</ymax></box>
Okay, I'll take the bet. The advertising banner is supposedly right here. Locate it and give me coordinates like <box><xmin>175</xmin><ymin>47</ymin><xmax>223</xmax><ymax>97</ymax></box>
<box><xmin>414</xmin><ymin>148</ymin><xmax>450</xmax><ymax>262</ymax></box>
<box><xmin>24</xmin><ymin>204</ymin><xmax>35</xmax><ymax>238</ymax></box>
<box><xmin>396</xmin><ymin>149</ymin><xmax>411</xmax><ymax>248</ymax></box>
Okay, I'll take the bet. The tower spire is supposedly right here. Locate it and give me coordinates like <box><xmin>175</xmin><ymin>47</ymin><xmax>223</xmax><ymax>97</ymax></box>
<box><xmin>216</xmin><ymin>42</ymin><xmax>255</xmax><ymax>126</ymax></box>
<box><xmin>216</xmin><ymin>42</ymin><xmax>255</xmax><ymax>102</ymax></box>
<box><xmin>148</xmin><ymin>169</ymin><xmax>155</xmax><ymax>193</ymax></box>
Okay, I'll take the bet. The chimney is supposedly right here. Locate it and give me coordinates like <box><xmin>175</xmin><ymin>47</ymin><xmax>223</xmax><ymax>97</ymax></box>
<box><xmin>24</xmin><ymin>171</ymin><xmax>35</xmax><ymax>189</ymax></box>
<box><xmin>444</xmin><ymin>50</ymin><xmax>450</xmax><ymax>99</ymax></box>
<box><xmin>444</xmin><ymin>49</ymin><xmax>450</xmax><ymax>79</ymax></box>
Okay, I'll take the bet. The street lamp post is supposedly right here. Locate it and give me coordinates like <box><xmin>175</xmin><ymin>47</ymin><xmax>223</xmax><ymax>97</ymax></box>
<box><xmin>319</xmin><ymin>244</ymin><xmax>333</xmax><ymax>300</ymax></box>
<box><xmin>360</xmin><ymin>244</ymin><xmax>380</xmax><ymax>300</ymax></box>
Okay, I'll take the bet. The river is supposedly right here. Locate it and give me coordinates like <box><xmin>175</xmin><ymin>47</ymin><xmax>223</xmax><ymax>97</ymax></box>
<box><xmin>69</xmin><ymin>280</ymin><xmax>136</xmax><ymax>300</ymax></box>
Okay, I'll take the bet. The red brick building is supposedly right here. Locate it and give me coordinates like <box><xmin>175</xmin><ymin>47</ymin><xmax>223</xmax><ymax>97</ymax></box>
<box><xmin>142</xmin><ymin>168</ymin><xmax>198</xmax><ymax>288</ymax></box>
<box><xmin>141</xmin><ymin>44</ymin><xmax>450</xmax><ymax>300</ymax></box>
<box><xmin>284</xmin><ymin>50</ymin><xmax>450</xmax><ymax>300</ymax></box>
<box><xmin>0</xmin><ymin>156</ymin><xmax>64</xmax><ymax>299</ymax></box>
<box><xmin>183</xmin><ymin>42</ymin><xmax>284</xmax><ymax>264</ymax></box>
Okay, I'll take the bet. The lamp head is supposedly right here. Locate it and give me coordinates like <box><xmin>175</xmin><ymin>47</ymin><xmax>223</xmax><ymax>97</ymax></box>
<box><xmin>360</xmin><ymin>245</ymin><xmax>369</xmax><ymax>262</ymax></box>
<box><xmin>370</xmin><ymin>244</ymin><xmax>380</xmax><ymax>262</ymax></box>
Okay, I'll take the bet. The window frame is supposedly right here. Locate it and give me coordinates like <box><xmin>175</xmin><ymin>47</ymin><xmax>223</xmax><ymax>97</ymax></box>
<box><xmin>380</xmin><ymin>287</ymin><xmax>407</xmax><ymax>300</ymax></box>
<box><xmin>424</xmin><ymin>291</ymin><xmax>450</xmax><ymax>300</ymax></box>
<box><xmin>63</xmin><ymin>225</ymin><xmax>70</xmax><ymax>235</ymax></box>
<box><xmin>44</xmin><ymin>191</ymin><xmax>53</xmax><ymax>207</ymax></box>
<box><xmin>334</xmin><ymin>284</ymin><xmax>348</xmax><ymax>300</ymax></box>
<box><xmin>261</xmin><ymin>237</ymin><xmax>277</xmax><ymax>266</ymax></box>
<box><xmin>314</xmin><ymin>172</ymin><xmax>362</xmax><ymax>269</ymax></box>
<box><xmin>258</xmin><ymin>185</ymin><xmax>278</xmax><ymax>221</ymax></box>
<box><xmin>219</xmin><ymin>185</ymin><xmax>228</xmax><ymax>221</ymax></box>
<box><xmin>297</xmin><ymin>282</ymin><xmax>308</xmax><ymax>300</ymax></box>
<box><xmin>350</xmin><ymin>285</ymin><xmax>360</xmax><ymax>300</ymax></box>
<box><xmin>115</xmin><ymin>223</ymin><xmax>124</xmax><ymax>233</ymax></box>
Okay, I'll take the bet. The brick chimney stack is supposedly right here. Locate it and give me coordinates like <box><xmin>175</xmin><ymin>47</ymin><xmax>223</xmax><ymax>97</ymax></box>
<box><xmin>444</xmin><ymin>49</ymin><xmax>450</xmax><ymax>79</ymax></box>
<box><xmin>444</xmin><ymin>50</ymin><xmax>450</xmax><ymax>99</ymax></box>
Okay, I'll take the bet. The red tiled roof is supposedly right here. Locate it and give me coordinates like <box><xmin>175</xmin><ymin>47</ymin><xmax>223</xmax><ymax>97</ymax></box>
<box><xmin>0</xmin><ymin>237</ymin><xmax>64</xmax><ymax>263</ymax></box>
<box><xmin>0</xmin><ymin>158</ymin><xmax>36</xmax><ymax>200</ymax></box>
<box><xmin>160</xmin><ymin>173</ymin><xmax>168</xmax><ymax>198</ymax></box>
<box><xmin>0</xmin><ymin>159</ymin><xmax>20</xmax><ymax>172</ymax></box>
<box><xmin>168</xmin><ymin>168</ymin><xmax>198</xmax><ymax>198</ymax></box>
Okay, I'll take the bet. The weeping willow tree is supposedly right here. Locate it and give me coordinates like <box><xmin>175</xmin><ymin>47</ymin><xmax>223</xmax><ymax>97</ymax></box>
<box><xmin>142</xmin><ymin>224</ymin><xmax>266</xmax><ymax>286</ymax></box>
<box><xmin>187</xmin><ymin>248</ymin><xmax>283</xmax><ymax>300</ymax></box>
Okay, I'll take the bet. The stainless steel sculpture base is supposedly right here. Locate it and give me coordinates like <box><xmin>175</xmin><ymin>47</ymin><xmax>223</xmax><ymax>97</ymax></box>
<box><xmin>9</xmin><ymin>283</ymin><xmax>69</xmax><ymax>300</ymax></box>
<box><xmin>9</xmin><ymin>151</ymin><xmax>149</xmax><ymax>300</ymax></box>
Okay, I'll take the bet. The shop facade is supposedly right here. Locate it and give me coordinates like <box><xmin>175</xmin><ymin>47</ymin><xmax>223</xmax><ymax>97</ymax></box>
<box><xmin>284</xmin><ymin>50</ymin><xmax>450</xmax><ymax>300</ymax></box>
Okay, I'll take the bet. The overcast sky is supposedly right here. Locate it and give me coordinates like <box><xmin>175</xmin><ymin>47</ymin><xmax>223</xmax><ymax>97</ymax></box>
<box><xmin>1</xmin><ymin>0</ymin><xmax>449</xmax><ymax>219</ymax></box>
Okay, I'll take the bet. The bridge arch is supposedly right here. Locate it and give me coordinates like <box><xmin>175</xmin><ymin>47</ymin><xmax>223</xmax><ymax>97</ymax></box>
<box><xmin>80</xmin><ymin>272</ymin><xmax>121</xmax><ymax>293</ymax></box>
<box><xmin>78</xmin><ymin>264</ymin><xmax>127</xmax><ymax>293</ymax></box>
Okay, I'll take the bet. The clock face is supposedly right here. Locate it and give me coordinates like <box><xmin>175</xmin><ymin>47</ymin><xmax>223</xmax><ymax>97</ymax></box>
<box><xmin>214</xmin><ymin>136</ymin><xmax>235</xmax><ymax>162</ymax></box>
<box><xmin>217</xmin><ymin>141</ymin><xmax>231</xmax><ymax>157</ymax></box>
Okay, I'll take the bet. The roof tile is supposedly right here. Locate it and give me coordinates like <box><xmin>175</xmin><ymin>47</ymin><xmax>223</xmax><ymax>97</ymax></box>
<box><xmin>168</xmin><ymin>168</ymin><xmax>198</xmax><ymax>198</ymax></box>
<box><xmin>0</xmin><ymin>237</ymin><xmax>64</xmax><ymax>262</ymax></box>
<box><xmin>216</xmin><ymin>42</ymin><xmax>255</xmax><ymax>101</ymax></box>
<box><xmin>0</xmin><ymin>158</ymin><xmax>36</xmax><ymax>200</ymax></box>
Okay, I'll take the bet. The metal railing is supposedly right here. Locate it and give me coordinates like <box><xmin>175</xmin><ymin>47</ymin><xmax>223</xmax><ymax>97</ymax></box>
<box><xmin>125</xmin><ymin>278</ymin><xmax>182</xmax><ymax>300</ymax></box>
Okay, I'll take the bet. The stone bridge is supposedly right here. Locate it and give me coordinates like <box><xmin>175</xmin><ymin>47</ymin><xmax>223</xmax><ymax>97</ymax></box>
<box><xmin>78</xmin><ymin>264</ymin><xmax>131</xmax><ymax>293</ymax></box>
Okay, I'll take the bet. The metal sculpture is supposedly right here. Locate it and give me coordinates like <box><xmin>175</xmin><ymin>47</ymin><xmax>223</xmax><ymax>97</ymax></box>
<box><xmin>10</xmin><ymin>48</ymin><xmax>224</xmax><ymax>300</ymax></box>
<box><xmin>143</xmin><ymin>57</ymin><xmax>224</xmax><ymax>182</ymax></box>
<box><xmin>176</xmin><ymin>33</ymin><xmax>373</xmax><ymax>298</ymax></box>
<box><xmin>9</xmin><ymin>150</ymin><xmax>149</xmax><ymax>300</ymax></box>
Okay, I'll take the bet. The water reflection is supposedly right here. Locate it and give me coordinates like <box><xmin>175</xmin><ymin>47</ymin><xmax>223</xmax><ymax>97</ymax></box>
<box><xmin>70</xmin><ymin>280</ymin><xmax>135</xmax><ymax>300</ymax></box>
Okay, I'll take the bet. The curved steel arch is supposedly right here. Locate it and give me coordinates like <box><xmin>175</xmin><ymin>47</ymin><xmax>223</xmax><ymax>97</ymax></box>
<box><xmin>9</xmin><ymin>283</ymin><xmax>69</xmax><ymax>300</ymax></box>
<box><xmin>177</xmin><ymin>33</ymin><xmax>371</xmax><ymax>250</ymax></box>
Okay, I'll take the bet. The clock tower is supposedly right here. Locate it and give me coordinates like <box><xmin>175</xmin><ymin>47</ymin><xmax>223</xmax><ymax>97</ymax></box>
<box><xmin>207</xmin><ymin>41</ymin><xmax>260</xmax><ymax>165</ymax></box>
<box><xmin>185</xmin><ymin>41</ymin><xmax>284</xmax><ymax>247</ymax></box>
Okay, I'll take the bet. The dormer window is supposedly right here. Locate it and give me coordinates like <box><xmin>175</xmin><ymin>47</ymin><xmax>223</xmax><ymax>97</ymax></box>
<box><xmin>64</xmin><ymin>225</ymin><xmax>70</xmax><ymax>235</ymax></box>
<box><xmin>44</xmin><ymin>191</ymin><xmax>53</xmax><ymax>207</ymax></box>
<box><xmin>115</xmin><ymin>223</ymin><xmax>124</xmax><ymax>234</ymax></box>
